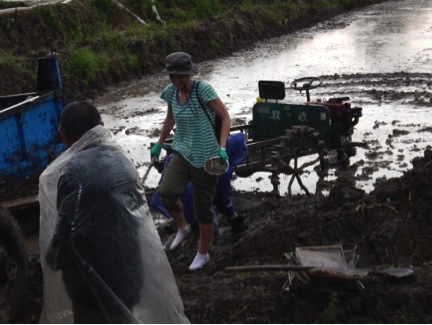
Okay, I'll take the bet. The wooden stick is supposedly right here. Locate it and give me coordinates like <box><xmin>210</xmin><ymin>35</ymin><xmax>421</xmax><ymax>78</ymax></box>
<box><xmin>224</xmin><ymin>265</ymin><xmax>315</xmax><ymax>272</ymax></box>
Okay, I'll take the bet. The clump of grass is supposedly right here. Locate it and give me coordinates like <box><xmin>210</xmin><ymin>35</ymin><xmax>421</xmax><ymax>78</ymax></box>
<box><xmin>323</xmin><ymin>291</ymin><xmax>339</xmax><ymax>323</ymax></box>
<box><xmin>0</xmin><ymin>49</ymin><xmax>23</xmax><ymax>66</ymax></box>
<box><xmin>64</xmin><ymin>48</ymin><xmax>109</xmax><ymax>87</ymax></box>
<box><xmin>0</xmin><ymin>49</ymin><xmax>41</xmax><ymax>93</ymax></box>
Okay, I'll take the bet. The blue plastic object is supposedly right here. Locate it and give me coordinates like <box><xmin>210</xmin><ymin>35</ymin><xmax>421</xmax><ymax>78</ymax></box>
<box><xmin>150</xmin><ymin>133</ymin><xmax>248</xmax><ymax>233</ymax></box>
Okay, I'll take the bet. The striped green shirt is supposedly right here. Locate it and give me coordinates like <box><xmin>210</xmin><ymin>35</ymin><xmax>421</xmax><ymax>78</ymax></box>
<box><xmin>160</xmin><ymin>81</ymin><xmax>219</xmax><ymax>168</ymax></box>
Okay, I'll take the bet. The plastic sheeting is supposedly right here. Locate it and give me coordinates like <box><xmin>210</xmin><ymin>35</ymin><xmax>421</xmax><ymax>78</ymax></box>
<box><xmin>38</xmin><ymin>125</ymin><xmax>189</xmax><ymax>324</ymax></box>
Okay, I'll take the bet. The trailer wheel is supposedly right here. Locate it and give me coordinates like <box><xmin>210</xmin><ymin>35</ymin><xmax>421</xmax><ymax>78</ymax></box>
<box><xmin>0</xmin><ymin>206</ymin><xmax>27</xmax><ymax>323</ymax></box>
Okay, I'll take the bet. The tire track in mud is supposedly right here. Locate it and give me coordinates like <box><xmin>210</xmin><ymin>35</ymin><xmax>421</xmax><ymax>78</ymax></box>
<box><xmin>319</xmin><ymin>72</ymin><xmax>432</xmax><ymax>106</ymax></box>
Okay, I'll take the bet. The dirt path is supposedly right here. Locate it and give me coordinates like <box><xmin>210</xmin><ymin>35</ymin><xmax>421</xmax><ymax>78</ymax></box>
<box><xmin>154</xmin><ymin>148</ymin><xmax>432</xmax><ymax>323</ymax></box>
<box><xmin>18</xmin><ymin>146</ymin><xmax>432</xmax><ymax>323</ymax></box>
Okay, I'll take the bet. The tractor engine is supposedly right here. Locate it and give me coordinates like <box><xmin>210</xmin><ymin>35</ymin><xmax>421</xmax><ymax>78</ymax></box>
<box><xmin>323</xmin><ymin>97</ymin><xmax>362</xmax><ymax>136</ymax></box>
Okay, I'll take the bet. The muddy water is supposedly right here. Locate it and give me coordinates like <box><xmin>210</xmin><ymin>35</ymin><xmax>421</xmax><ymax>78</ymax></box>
<box><xmin>94</xmin><ymin>0</ymin><xmax>432</xmax><ymax>195</ymax></box>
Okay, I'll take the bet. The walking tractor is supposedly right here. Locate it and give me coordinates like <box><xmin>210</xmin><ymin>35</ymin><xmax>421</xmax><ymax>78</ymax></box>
<box><xmin>153</xmin><ymin>77</ymin><xmax>365</xmax><ymax>196</ymax></box>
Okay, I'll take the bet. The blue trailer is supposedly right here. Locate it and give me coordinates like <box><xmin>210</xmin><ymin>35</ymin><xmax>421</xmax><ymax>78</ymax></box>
<box><xmin>0</xmin><ymin>52</ymin><xmax>67</xmax><ymax>323</ymax></box>
<box><xmin>0</xmin><ymin>53</ymin><xmax>66</xmax><ymax>181</ymax></box>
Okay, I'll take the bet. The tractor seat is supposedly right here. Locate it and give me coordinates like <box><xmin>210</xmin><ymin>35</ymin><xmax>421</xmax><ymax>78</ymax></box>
<box><xmin>327</xmin><ymin>97</ymin><xmax>350</xmax><ymax>104</ymax></box>
<box><xmin>258</xmin><ymin>80</ymin><xmax>285</xmax><ymax>102</ymax></box>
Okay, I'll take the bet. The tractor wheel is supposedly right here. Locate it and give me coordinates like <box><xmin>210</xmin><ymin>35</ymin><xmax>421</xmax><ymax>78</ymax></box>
<box><xmin>0</xmin><ymin>207</ymin><xmax>27</xmax><ymax>323</ymax></box>
<box><xmin>337</xmin><ymin>149</ymin><xmax>350</xmax><ymax>170</ymax></box>
<box><xmin>271</xmin><ymin>126</ymin><xmax>327</xmax><ymax>196</ymax></box>
<box><xmin>345</xmin><ymin>145</ymin><xmax>357</xmax><ymax>158</ymax></box>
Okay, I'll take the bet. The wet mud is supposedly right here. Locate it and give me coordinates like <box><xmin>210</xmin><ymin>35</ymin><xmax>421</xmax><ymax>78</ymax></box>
<box><xmin>154</xmin><ymin>147</ymin><xmax>432</xmax><ymax>323</ymax></box>
<box><xmin>9</xmin><ymin>1</ymin><xmax>432</xmax><ymax>322</ymax></box>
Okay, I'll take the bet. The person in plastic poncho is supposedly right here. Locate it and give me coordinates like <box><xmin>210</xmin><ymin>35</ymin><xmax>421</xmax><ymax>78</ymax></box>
<box><xmin>38</xmin><ymin>101</ymin><xmax>190</xmax><ymax>324</ymax></box>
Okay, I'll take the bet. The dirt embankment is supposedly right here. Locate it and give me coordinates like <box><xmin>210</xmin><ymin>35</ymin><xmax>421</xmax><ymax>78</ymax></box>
<box><xmin>0</xmin><ymin>0</ymin><xmax>389</xmax><ymax>101</ymax></box>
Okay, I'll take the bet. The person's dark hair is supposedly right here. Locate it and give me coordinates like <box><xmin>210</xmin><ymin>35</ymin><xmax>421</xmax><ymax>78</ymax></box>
<box><xmin>59</xmin><ymin>101</ymin><xmax>102</xmax><ymax>138</ymax></box>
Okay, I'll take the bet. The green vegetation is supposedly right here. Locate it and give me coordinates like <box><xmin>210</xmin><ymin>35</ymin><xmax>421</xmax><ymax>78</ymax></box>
<box><xmin>323</xmin><ymin>292</ymin><xmax>340</xmax><ymax>323</ymax></box>
<box><xmin>0</xmin><ymin>0</ymin><xmax>389</xmax><ymax>99</ymax></box>
<box><xmin>65</xmin><ymin>48</ymin><xmax>109</xmax><ymax>87</ymax></box>
<box><xmin>0</xmin><ymin>50</ymin><xmax>32</xmax><ymax>91</ymax></box>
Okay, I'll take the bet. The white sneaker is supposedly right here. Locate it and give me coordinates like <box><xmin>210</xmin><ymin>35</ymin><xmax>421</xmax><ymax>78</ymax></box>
<box><xmin>169</xmin><ymin>224</ymin><xmax>191</xmax><ymax>250</ymax></box>
<box><xmin>189</xmin><ymin>252</ymin><xmax>210</xmax><ymax>271</ymax></box>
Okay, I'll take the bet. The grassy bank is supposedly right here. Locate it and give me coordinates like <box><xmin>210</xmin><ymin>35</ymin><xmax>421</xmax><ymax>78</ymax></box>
<box><xmin>0</xmin><ymin>0</ymin><xmax>388</xmax><ymax>100</ymax></box>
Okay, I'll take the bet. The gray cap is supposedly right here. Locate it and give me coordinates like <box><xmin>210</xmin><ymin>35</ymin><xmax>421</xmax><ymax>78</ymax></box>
<box><xmin>160</xmin><ymin>52</ymin><xmax>198</xmax><ymax>75</ymax></box>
